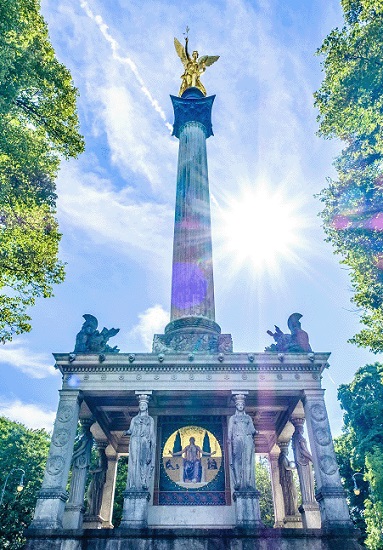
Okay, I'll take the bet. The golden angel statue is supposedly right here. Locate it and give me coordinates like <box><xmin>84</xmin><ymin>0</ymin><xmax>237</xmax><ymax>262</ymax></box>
<box><xmin>174</xmin><ymin>35</ymin><xmax>219</xmax><ymax>97</ymax></box>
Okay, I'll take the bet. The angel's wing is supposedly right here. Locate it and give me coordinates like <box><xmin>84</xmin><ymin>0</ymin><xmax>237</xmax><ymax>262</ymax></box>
<box><xmin>174</xmin><ymin>37</ymin><xmax>188</xmax><ymax>65</ymax></box>
<box><xmin>198</xmin><ymin>55</ymin><xmax>220</xmax><ymax>68</ymax></box>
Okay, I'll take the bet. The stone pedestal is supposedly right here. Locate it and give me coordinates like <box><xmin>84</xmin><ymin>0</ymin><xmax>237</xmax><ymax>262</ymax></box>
<box><xmin>299</xmin><ymin>503</ymin><xmax>321</xmax><ymax>529</ymax></box>
<box><xmin>120</xmin><ymin>490</ymin><xmax>150</xmax><ymax>529</ymax></box>
<box><xmin>233</xmin><ymin>490</ymin><xmax>263</xmax><ymax>528</ymax></box>
<box><xmin>82</xmin><ymin>514</ymin><xmax>104</xmax><ymax>529</ymax></box>
<box><xmin>284</xmin><ymin>515</ymin><xmax>303</xmax><ymax>528</ymax></box>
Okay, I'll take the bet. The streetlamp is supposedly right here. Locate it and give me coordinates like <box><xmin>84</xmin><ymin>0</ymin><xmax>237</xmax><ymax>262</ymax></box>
<box><xmin>0</xmin><ymin>468</ymin><xmax>25</xmax><ymax>506</ymax></box>
<box><xmin>352</xmin><ymin>472</ymin><xmax>364</xmax><ymax>496</ymax></box>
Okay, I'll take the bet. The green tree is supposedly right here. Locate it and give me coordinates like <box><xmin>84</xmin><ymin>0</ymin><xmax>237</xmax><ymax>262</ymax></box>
<box><xmin>335</xmin><ymin>363</ymin><xmax>383</xmax><ymax>548</ymax></box>
<box><xmin>0</xmin><ymin>0</ymin><xmax>84</xmax><ymax>342</ymax></box>
<box><xmin>112</xmin><ymin>456</ymin><xmax>128</xmax><ymax>527</ymax></box>
<box><xmin>315</xmin><ymin>0</ymin><xmax>383</xmax><ymax>352</ymax></box>
<box><xmin>202</xmin><ymin>431</ymin><xmax>211</xmax><ymax>454</ymax></box>
<box><xmin>0</xmin><ymin>417</ymin><xmax>50</xmax><ymax>549</ymax></box>
<box><xmin>173</xmin><ymin>431</ymin><xmax>182</xmax><ymax>454</ymax></box>
<box><xmin>256</xmin><ymin>458</ymin><xmax>274</xmax><ymax>527</ymax></box>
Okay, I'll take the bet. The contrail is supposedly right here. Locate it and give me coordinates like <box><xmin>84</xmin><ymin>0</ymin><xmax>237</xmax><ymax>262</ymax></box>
<box><xmin>80</xmin><ymin>1</ymin><xmax>173</xmax><ymax>132</ymax></box>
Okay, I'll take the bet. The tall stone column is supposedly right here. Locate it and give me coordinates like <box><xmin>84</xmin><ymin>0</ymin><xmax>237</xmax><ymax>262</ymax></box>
<box><xmin>63</xmin><ymin>417</ymin><xmax>94</xmax><ymax>529</ymax></box>
<box><xmin>302</xmin><ymin>389</ymin><xmax>352</xmax><ymax>530</ymax></box>
<box><xmin>152</xmin><ymin>87</ymin><xmax>233</xmax><ymax>353</ymax></box>
<box><xmin>100</xmin><ymin>449</ymin><xmax>119</xmax><ymax>528</ymax></box>
<box><xmin>169</xmin><ymin>88</ymin><xmax>216</xmax><ymax>325</ymax></box>
<box><xmin>29</xmin><ymin>390</ymin><xmax>82</xmax><ymax>529</ymax></box>
<box><xmin>268</xmin><ymin>448</ymin><xmax>286</xmax><ymax>528</ymax></box>
<box><xmin>291</xmin><ymin>416</ymin><xmax>321</xmax><ymax>529</ymax></box>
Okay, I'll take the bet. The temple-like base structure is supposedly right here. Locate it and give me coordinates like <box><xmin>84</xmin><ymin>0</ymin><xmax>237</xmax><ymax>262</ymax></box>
<box><xmin>24</xmin><ymin>527</ymin><xmax>363</xmax><ymax>550</ymax></box>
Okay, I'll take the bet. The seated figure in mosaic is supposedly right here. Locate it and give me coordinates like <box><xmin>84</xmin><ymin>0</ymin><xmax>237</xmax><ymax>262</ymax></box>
<box><xmin>170</xmin><ymin>437</ymin><xmax>215</xmax><ymax>483</ymax></box>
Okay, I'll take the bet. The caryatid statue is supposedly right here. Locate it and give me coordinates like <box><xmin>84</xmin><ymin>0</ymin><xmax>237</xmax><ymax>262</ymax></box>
<box><xmin>174</xmin><ymin>31</ymin><xmax>219</xmax><ymax>97</ymax></box>
<box><xmin>278</xmin><ymin>441</ymin><xmax>298</xmax><ymax>516</ymax></box>
<box><xmin>228</xmin><ymin>394</ymin><xmax>256</xmax><ymax>491</ymax></box>
<box><xmin>125</xmin><ymin>395</ymin><xmax>155</xmax><ymax>491</ymax></box>
<box><xmin>291</xmin><ymin>419</ymin><xmax>316</xmax><ymax>504</ymax></box>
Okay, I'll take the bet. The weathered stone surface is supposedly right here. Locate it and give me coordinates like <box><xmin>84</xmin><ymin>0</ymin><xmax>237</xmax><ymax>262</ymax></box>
<box><xmin>24</xmin><ymin>527</ymin><xmax>363</xmax><ymax>550</ymax></box>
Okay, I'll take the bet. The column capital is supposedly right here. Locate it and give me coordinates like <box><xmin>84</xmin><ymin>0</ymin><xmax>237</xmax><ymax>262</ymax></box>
<box><xmin>170</xmin><ymin>93</ymin><xmax>215</xmax><ymax>139</ymax></box>
<box><xmin>290</xmin><ymin>416</ymin><xmax>305</xmax><ymax>429</ymax></box>
<box><xmin>302</xmin><ymin>389</ymin><xmax>326</xmax><ymax>402</ymax></box>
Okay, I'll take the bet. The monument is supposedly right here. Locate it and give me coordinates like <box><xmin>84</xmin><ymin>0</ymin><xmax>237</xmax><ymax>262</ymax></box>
<box><xmin>25</xmin><ymin>34</ymin><xmax>361</xmax><ymax>549</ymax></box>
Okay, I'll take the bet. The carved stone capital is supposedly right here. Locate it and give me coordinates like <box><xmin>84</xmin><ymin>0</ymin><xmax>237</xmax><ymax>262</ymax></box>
<box><xmin>171</xmin><ymin>94</ymin><xmax>215</xmax><ymax>139</ymax></box>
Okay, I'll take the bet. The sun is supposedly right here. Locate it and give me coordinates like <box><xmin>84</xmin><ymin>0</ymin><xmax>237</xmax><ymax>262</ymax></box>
<box><xmin>214</xmin><ymin>182</ymin><xmax>310</xmax><ymax>279</ymax></box>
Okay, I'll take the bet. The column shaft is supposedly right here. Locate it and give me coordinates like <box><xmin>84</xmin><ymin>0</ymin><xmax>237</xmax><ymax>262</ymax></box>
<box><xmin>171</xmin><ymin>121</ymin><xmax>215</xmax><ymax>321</ymax></box>
<box><xmin>269</xmin><ymin>450</ymin><xmax>286</xmax><ymax>528</ymax></box>
<box><xmin>100</xmin><ymin>453</ymin><xmax>119</xmax><ymax>528</ymax></box>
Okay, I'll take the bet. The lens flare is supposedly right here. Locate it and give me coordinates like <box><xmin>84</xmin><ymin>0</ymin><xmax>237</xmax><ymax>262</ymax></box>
<box><xmin>214</xmin><ymin>182</ymin><xmax>310</xmax><ymax>281</ymax></box>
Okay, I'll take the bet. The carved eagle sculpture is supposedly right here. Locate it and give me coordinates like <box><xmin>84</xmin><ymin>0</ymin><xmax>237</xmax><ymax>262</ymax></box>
<box><xmin>174</xmin><ymin>37</ymin><xmax>219</xmax><ymax>97</ymax></box>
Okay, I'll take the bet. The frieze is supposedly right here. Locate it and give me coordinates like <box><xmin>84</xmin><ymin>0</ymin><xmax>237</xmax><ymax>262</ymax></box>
<box><xmin>58</xmin><ymin>363</ymin><xmax>323</xmax><ymax>374</ymax></box>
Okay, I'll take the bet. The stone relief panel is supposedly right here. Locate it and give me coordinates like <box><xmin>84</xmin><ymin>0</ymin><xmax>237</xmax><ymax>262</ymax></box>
<box><xmin>46</xmin><ymin>456</ymin><xmax>65</xmax><ymax>476</ymax></box>
<box><xmin>319</xmin><ymin>455</ymin><xmax>339</xmax><ymax>476</ymax></box>
<box><xmin>52</xmin><ymin>429</ymin><xmax>70</xmax><ymax>448</ymax></box>
<box><xmin>152</xmin><ymin>333</ymin><xmax>233</xmax><ymax>353</ymax></box>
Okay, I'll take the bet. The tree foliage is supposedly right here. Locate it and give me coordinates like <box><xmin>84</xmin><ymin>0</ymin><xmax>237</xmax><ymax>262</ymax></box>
<box><xmin>256</xmin><ymin>458</ymin><xmax>274</xmax><ymax>527</ymax></box>
<box><xmin>335</xmin><ymin>363</ymin><xmax>383</xmax><ymax>548</ymax></box>
<box><xmin>0</xmin><ymin>0</ymin><xmax>84</xmax><ymax>342</ymax></box>
<box><xmin>315</xmin><ymin>0</ymin><xmax>383</xmax><ymax>352</ymax></box>
<box><xmin>0</xmin><ymin>416</ymin><xmax>50</xmax><ymax>549</ymax></box>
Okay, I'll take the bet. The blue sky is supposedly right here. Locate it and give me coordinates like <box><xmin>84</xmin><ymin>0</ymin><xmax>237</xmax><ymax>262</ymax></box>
<box><xmin>0</xmin><ymin>0</ymin><xmax>380</xmax><ymax>434</ymax></box>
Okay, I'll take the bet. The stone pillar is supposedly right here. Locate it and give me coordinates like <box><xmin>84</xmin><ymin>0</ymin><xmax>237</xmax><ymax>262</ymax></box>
<box><xmin>291</xmin><ymin>416</ymin><xmax>321</xmax><ymax>529</ymax></box>
<box><xmin>277</xmin><ymin>441</ymin><xmax>302</xmax><ymax>529</ymax></box>
<box><xmin>100</xmin><ymin>449</ymin><xmax>119</xmax><ymax>528</ymax></box>
<box><xmin>268</xmin><ymin>448</ymin><xmax>286</xmax><ymax>528</ymax></box>
<box><xmin>303</xmin><ymin>389</ymin><xmax>353</xmax><ymax>530</ymax></box>
<box><xmin>83</xmin><ymin>441</ymin><xmax>108</xmax><ymax>529</ymax></box>
<box><xmin>63</xmin><ymin>417</ymin><xmax>94</xmax><ymax>529</ymax></box>
<box><xmin>120</xmin><ymin>393</ymin><xmax>155</xmax><ymax>529</ymax></box>
<box><xmin>29</xmin><ymin>390</ymin><xmax>82</xmax><ymax>529</ymax></box>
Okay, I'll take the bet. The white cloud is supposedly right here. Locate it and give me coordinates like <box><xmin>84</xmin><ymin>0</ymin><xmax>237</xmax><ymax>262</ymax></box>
<box><xmin>0</xmin><ymin>342</ymin><xmax>57</xmax><ymax>379</ymax></box>
<box><xmin>130</xmin><ymin>304</ymin><xmax>169</xmax><ymax>351</ymax></box>
<box><xmin>0</xmin><ymin>398</ymin><xmax>56</xmax><ymax>432</ymax></box>
<box><xmin>57</xmin><ymin>161</ymin><xmax>173</xmax><ymax>264</ymax></box>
